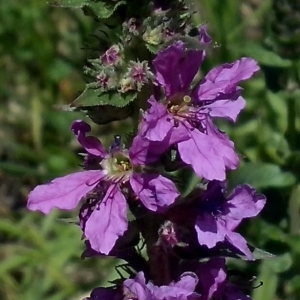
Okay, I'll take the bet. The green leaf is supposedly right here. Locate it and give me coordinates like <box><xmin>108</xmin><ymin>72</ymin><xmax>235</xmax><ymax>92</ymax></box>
<box><xmin>229</xmin><ymin>162</ymin><xmax>296</xmax><ymax>189</ymax></box>
<box><xmin>145</xmin><ymin>42</ymin><xmax>160</xmax><ymax>54</ymax></box>
<box><xmin>240</xmin><ymin>42</ymin><xmax>292</xmax><ymax>67</ymax></box>
<box><xmin>72</xmin><ymin>87</ymin><xmax>137</xmax><ymax>108</ymax></box>
<box><xmin>49</xmin><ymin>0</ymin><xmax>87</xmax><ymax>8</ymax></box>
<box><xmin>49</xmin><ymin>0</ymin><xmax>125</xmax><ymax>19</ymax></box>
<box><xmin>268</xmin><ymin>253</ymin><xmax>292</xmax><ymax>273</ymax></box>
<box><xmin>250</xmin><ymin>245</ymin><xmax>275</xmax><ymax>260</ymax></box>
<box><xmin>86</xmin><ymin>1</ymin><xmax>125</xmax><ymax>19</ymax></box>
<box><xmin>253</xmin><ymin>260</ymin><xmax>278</xmax><ymax>300</ymax></box>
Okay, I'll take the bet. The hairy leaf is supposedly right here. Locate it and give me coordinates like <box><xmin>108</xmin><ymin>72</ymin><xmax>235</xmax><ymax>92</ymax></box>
<box><xmin>49</xmin><ymin>0</ymin><xmax>125</xmax><ymax>19</ymax></box>
<box><xmin>49</xmin><ymin>0</ymin><xmax>87</xmax><ymax>8</ymax></box>
<box><xmin>72</xmin><ymin>87</ymin><xmax>137</xmax><ymax>108</ymax></box>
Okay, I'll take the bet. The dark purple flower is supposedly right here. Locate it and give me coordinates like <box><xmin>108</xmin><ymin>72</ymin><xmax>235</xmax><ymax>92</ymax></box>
<box><xmin>196</xmin><ymin>258</ymin><xmax>253</xmax><ymax>300</ymax></box>
<box><xmin>141</xmin><ymin>26</ymin><xmax>259</xmax><ymax>181</ymax></box>
<box><xmin>84</xmin><ymin>287</ymin><xmax>122</xmax><ymax>300</ymax></box>
<box><xmin>194</xmin><ymin>181</ymin><xmax>265</xmax><ymax>259</ymax></box>
<box><xmin>28</xmin><ymin>120</ymin><xmax>179</xmax><ymax>254</ymax></box>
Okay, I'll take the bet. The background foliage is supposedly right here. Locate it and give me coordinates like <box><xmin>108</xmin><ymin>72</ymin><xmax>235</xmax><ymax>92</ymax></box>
<box><xmin>1</xmin><ymin>0</ymin><xmax>300</xmax><ymax>299</ymax></box>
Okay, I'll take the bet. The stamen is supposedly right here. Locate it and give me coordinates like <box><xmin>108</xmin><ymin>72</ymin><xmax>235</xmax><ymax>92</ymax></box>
<box><xmin>183</xmin><ymin>95</ymin><xmax>191</xmax><ymax>103</ymax></box>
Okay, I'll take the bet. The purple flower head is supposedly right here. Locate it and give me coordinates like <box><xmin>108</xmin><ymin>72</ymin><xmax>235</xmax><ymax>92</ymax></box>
<box><xmin>101</xmin><ymin>45</ymin><xmax>122</xmax><ymax>66</ymax></box>
<box><xmin>141</xmin><ymin>26</ymin><xmax>259</xmax><ymax>181</ymax></box>
<box><xmin>27</xmin><ymin>120</ymin><xmax>179</xmax><ymax>254</ymax></box>
<box><xmin>193</xmin><ymin>181</ymin><xmax>265</xmax><ymax>259</ymax></box>
<box><xmin>97</xmin><ymin>72</ymin><xmax>110</xmax><ymax>89</ymax></box>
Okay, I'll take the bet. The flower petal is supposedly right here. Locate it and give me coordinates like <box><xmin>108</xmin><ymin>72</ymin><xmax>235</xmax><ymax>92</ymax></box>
<box><xmin>86</xmin><ymin>287</ymin><xmax>121</xmax><ymax>300</ymax></box>
<box><xmin>195</xmin><ymin>213</ymin><xmax>225</xmax><ymax>248</ymax></box>
<box><xmin>71</xmin><ymin>120</ymin><xmax>107</xmax><ymax>157</ymax></box>
<box><xmin>154</xmin><ymin>41</ymin><xmax>205</xmax><ymax>97</ymax></box>
<box><xmin>174</xmin><ymin>273</ymin><xmax>199</xmax><ymax>292</ymax></box>
<box><xmin>178</xmin><ymin>130</ymin><xmax>227</xmax><ymax>181</ymax></box>
<box><xmin>85</xmin><ymin>185</ymin><xmax>128</xmax><ymax>255</ymax></box>
<box><xmin>196</xmin><ymin>258</ymin><xmax>227</xmax><ymax>300</ymax></box>
<box><xmin>225</xmin><ymin>231</ymin><xmax>253</xmax><ymax>260</ymax></box>
<box><xmin>205</xmin><ymin>57</ymin><xmax>259</xmax><ymax>85</ymax></box>
<box><xmin>131</xmin><ymin>121</ymin><xmax>189</xmax><ymax>166</ymax></box>
<box><xmin>129</xmin><ymin>131</ymin><xmax>164</xmax><ymax>165</ymax></box>
<box><xmin>130</xmin><ymin>174</ymin><xmax>179</xmax><ymax>211</ymax></box>
<box><xmin>206</xmin><ymin>121</ymin><xmax>239</xmax><ymax>171</ymax></box>
<box><xmin>226</xmin><ymin>184</ymin><xmax>266</xmax><ymax>222</ymax></box>
<box><xmin>195</xmin><ymin>58</ymin><xmax>259</xmax><ymax>102</ymax></box>
<box><xmin>123</xmin><ymin>272</ymin><xmax>150</xmax><ymax>300</ymax></box>
<box><xmin>206</xmin><ymin>96</ymin><xmax>246</xmax><ymax>122</ymax></box>
<box><xmin>141</xmin><ymin>96</ymin><xmax>173</xmax><ymax>142</ymax></box>
<box><xmin>28</xmin><ymin>170</ymin><xmax>103</xmax><ymax>214</ymax></box>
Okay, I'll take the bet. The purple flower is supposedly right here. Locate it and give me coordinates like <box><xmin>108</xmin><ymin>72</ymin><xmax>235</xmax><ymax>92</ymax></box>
<box><xmin>124</xmin><ymin>271</ymin><xmax>200</xmax><ymax>300</ymax></box>
<box><xmin>28</xmin><ymin>120</ymin><xmax>179</xmax><ymax>254</ymax></box>
<box><xmin>141</xmin><ymin>27</ymin><xmax>259</xmax><ymax>181</ymax></box>
<box><xmin>101</xmin><ymin>45</ymin><xmax>122</xmax><ymax>66</ymax></box>
<box><xmin>196</xmin><ymin>258</ymin><xmax>253</xmax><ymax>300</ymax></box>
<box><xmin>194</xmin><ymin>181</ymin><xmax>265</xmax><ymax>259</ymax></box>
<box><xmin>84</xmin><ymin>287</ymin><xmax>122</xmax><ymax>300</ymax></box>
<box><xmin>86</xmin><ymin>272</ymin><xmax>199</xmax><ymax>300</ymax></box>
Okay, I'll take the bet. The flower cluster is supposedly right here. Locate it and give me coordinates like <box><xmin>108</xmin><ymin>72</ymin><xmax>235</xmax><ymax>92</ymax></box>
<box><xmin>28</xmin><ymin>25</ymin><xmax>265</xmax><ymax>300</ymax></box>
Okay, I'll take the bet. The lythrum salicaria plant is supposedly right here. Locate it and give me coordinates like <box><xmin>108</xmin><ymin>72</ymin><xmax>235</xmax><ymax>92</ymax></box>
<box><xmin>27</xmin><ymin>0</ymin><xmax>273</xmax><ymax>299</ymax></box>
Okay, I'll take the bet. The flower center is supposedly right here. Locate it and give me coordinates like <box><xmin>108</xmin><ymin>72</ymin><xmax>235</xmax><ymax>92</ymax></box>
<box><xmin>202</xmin><ymin>198</ymin><xmax>224</xmax><ymax>218</ymax></box>
<box><xmin>100</xmin><ymin>136</ymin><xmax>133</xmax><ymax>183</ymax></box>
<box><xmin>167</xmin><ymin>94</ymin><xmax>191</xmax><ymax>120</ymax></box>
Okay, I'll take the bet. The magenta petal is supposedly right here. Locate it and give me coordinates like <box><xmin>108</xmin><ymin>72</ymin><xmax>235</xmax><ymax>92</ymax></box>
<box><xmin>123</xmin><ymin>272</ymin><xmax>150</xmax><ymax>300</ymax></box>
<box><xmin>205</xmin><ymin>57</ymin><xmax>259</xmax><ymax>85</ymax></box>
<box><xmin>195</xmin><ymin>79</ymin><xmax>234</xmax><ymax>101</ymax></box>
<box><xmin>154</xmin><ymin>41</ymin><xmax>205</xmax><ymax>97</ymax></box>
<box><xmin>225</xmin><ymin>231</ymin><xmax>253</xmax><ymax>260</ymax></box>
<box><xmin>197</xmin><ymin>258</ymin><xmax>227</xmax><ymax>300</ymax></box>
<box><xmin>195</xmin><ymin>213</ymin><xmax>225</xmax><ymax>248</ymax></box>
<box><xmin>85</xmin><ymin>185</ymin><xmax>128</xmax><ymax>255</ymax></box>
<box><xmin>206</xmin><ymin>96</ymin><xmax>246</xmax><ymax>122</ymax></box>
<box><xmin>226</xmin><ymin>184</ymin><xmax>266</xmax><ymax>220</ymax></box>
<box><xmin>71</xmin><ymin>120</ymin><xmax>107</xmax><ymax>157</ymax></box>
<box><xmin>28</xmin><ymin>170</ymin><xmax>103</xmax><ymax>214</ymax></box>
<box><xmin>141</xmin><ymin>96</ymin><xmax>173</xmax><ymax>142</ymax></box>
<box><xmin>195</xmin><ymin>58</ymin><xmax>259</xmax><ymax>102</ymax></box>
<box><xmin>130</xmin><ymin>174</ymin><xmax>179</xmax><ymax>211</ymax></box>
<box><xmin>206</xmin><ymin>121</ymin><xmax>239</xmax><ymax>171</ymax></box>
<box><xmin>178</xmin><ymin>130</ymin><xmax>227</xmax><ymax>181</ymax></box>
<box><xmin>174</xmin><ymin>273</ymin><xmax>199</xmax><ymax>291</ymax></box>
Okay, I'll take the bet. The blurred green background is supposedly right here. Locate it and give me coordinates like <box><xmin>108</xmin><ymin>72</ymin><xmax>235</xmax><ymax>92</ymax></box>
<box><xmin>1</xmin><ymin>0</ymin><xmax>300</xmax><ymax>299</ymax></box>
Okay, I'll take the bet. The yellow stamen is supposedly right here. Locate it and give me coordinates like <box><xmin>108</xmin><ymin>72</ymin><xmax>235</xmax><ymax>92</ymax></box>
<box><xmin>183</xmin><ymin>95</ymin><xmax>191</xmax><ymax>103</ymax></box>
